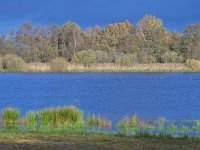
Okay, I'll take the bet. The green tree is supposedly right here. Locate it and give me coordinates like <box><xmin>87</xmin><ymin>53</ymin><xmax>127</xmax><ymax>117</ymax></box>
<box><xmin>101</xmin><ymin>21</ymin><xmax>133</xmax><ymax>51</ymax></box>
<box><xmin>136</xmin><ymin>15</ymin><xmax>171</xmax><ymax>62</ymax></box>
<box><xmin>183</xmin><ymin>24</ymin><xmax>200</xmax><ymax>61</ymax></box>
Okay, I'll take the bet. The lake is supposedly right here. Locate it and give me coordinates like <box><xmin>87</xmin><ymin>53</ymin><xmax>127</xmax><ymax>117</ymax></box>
<box><xmin>0</xmin><ymin>73</ymin><xmax>200</xmax><ymax>124</ymax></box>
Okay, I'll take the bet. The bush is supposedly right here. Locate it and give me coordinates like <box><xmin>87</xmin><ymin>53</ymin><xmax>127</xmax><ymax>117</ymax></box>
<box><xmin>186</xmin><ymin>59</ymin><xmax>200</xmax><ymax>71</ymax></box>
<box><xmin>95</xmin><ymin>51</ymin><xmax>109</xmax><ymax>63</ymax></box>
<box><xmin>161</xmin><ymin>51</ymin><xmax>184</xmax><ymax>63</ymax></box>
<box><xmin>146</xmin><ymin>55</ymin><xmax>156</xmax><ymax>64</ymax></box>
<box><xmin>50</xmin><ymin>57</ymin><xmax>67</xmax><ymax>72</ymax></box>
<box><xmin>137</xmin><ymin>51</ymin><xmax>156</xmax><ymax>64</ymax></box>
<box><xmin>137</xmin><ymin>51</ymin><xmax>147</xmax><ymax>64</ymax></box>
<box><xmin>107</xmin><ymin>51</ymin><xmax>119</xmax><ymax>63</ymax></box>
<box><xmin>128</xmin><ymin>53</ymin><xmax>138</xmax><ymax>64</ymax></box>
<box><xmin>3</xmin><ymin>54</ymin><xmax>27</xmax><ymax>72</ymax></box>
<box><xmin>2</xmin><ymin>108</ymin><xmax>19</xmax><ymax>129</ymax></box>
<box><xmin>114</xmin><ymin>54</ymin><xmax>137</xmax><ymax>66</ymax></box>
<box><xmin>76</xmin><ymin>50</ymin><xmax>97</xmax><ymax>66</ymax></box>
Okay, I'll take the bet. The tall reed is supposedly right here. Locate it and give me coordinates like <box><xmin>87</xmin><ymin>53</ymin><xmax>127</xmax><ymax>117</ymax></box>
<box><xmin>39</xmin><ymin>106</ymin><xmax>84</xmax><ymax>128</ymax></box>
<box><xmin>2</xmin><ymin>108</ymin><xmax>19</xmax><ymax>129</ymax></box>
<box><xmin>26</xmin><ymin>111</ymin><xmax>39</xmax><ymax>130</ymax></box>
<box><xmin>85</xmin><ymin>114</ymin><xmax>112</xmax><ymax>129</ymax></box>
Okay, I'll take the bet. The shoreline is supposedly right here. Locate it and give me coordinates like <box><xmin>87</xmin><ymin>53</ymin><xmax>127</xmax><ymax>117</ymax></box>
<box><xmin>0</xmin><ymin>132</ymin><xmax>199</xmax><ymax>150</ymax></box>
<box><xmin>0</xmin><ymin>63</ymin><xmax>192</xmax><ymax>73</ymax></box>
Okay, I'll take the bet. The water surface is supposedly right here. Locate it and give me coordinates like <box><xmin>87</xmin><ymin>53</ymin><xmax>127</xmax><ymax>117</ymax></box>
<box><xmin>1</xmin><ymin>73</ymin><xmax>200</xmax><ymax>124</ymax></box>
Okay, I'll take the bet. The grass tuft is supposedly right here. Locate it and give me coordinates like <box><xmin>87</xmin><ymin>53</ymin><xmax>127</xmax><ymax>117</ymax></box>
<box><xmin>2</xmin><ymin>108</ymin><xmax>19</xmax><ymax>129</ymax></box>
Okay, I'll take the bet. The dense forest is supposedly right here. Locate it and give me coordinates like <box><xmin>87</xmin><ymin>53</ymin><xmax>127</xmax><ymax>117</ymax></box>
<box><xmin>0</xmin><ymin>15</ymin><xmax>200</xmax><ymax>68</ymax></box>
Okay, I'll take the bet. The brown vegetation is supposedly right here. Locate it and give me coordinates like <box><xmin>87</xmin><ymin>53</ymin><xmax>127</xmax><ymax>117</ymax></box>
<box><xmin>26</xmin><ymin>63</ymin><xmax>189</xmax><ymax>72</ymax></box>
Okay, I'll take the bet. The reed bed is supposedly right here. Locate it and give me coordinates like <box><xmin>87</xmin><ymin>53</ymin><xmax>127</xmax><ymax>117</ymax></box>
<box><xmin>26</xmin><ymin>111</ymin><xmax>39</xmax><ymax>130</ymax></box>
<box><xmin>39</xmin><ymin>106</ymin><xmax>84</xmax><ymax>126</ymax></box>
<box><xmin>1</xmin><ymin>106</ymin><xmax>200</xmax><ymax>138</ymax></box>
<box><xmin>26</xmin><ymin>63</ymin><xmax>189</xmax><ymax>72</ymax></box>
<box><xmin>27</xmin><ymin>62</ymin><xmax>51</xmax><ymax>72</ymax></box>
<box><xmin>25</xmin><ymin>106</ymin><xmax>84</xmax><ymax>131</ymax></box>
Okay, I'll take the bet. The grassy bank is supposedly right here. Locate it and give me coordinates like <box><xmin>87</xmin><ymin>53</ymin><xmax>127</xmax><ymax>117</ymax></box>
<box><xmin>0</xmin><ymin>132</ymin><xmax>200</xmax><ymax>150</ymax></box>
<box><xmin>26</xmin><ymin>63</ymin><xmax>189</xmax><ymax>73</ymax></box>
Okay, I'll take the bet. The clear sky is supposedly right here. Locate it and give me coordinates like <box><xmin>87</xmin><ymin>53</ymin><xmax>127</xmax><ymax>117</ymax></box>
<box><xmin>0</xmin><ymin>0</ymin><xmax>199</xmax><ymax>35</ymax></box>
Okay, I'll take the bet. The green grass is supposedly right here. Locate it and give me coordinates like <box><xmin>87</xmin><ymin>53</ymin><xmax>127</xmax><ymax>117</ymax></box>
<box><xmin>2</xmin><ymin>108</ymin><xmax>19</xmax><ymax>129</ymax></box>
<box><xmin>85</xmin><ymin>114</ymin><xmax>112</xmax><ymax>129</ymax></box>
<box><xmin>26</xmin><ymin>111</ymin><xmax>39</xmax><ymax>130</ymax></box>
<box><xmin>39</xmin><ymin>106</ymin><xmax>83</xmax><ymax>127</ymax></box>
<box><xmin>1</xmin><ymin>106</ymin><xmax>200</xmax><ymax>139</ymax></box>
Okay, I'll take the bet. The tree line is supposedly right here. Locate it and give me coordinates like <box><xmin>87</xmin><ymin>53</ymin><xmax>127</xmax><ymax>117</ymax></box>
<box><xmin>0</xmin><ymin>15</ymin><xmax>199</xmax><ymax>66</ymax></box>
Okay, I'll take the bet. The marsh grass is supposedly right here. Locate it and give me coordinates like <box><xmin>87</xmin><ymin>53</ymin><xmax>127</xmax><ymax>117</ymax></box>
<box><xmin>25</xmin><ymin>63</ymin><xmax>189</xmax><ymax>73</ymax></box>
<box><xmin>38</xmin><ymin>106</ymin><xmax>84</xmax><ymax>130</ymax></box>
<box><xmin>2</xmin><ymin>108</ymin><xmax>19</xmax><ymax>129</ymax></box>
<box><xmin>0</xmin><ymin>107</ymin><xmax>200</xmax><ymax>139</ymax></box>
<box><xmin>85</xmin><ymin>114</ymin><xmax>112</xmax><ymax>129</ymax></box>
<box><xmin>117</xmin><ymin>115</ymin><xmax>144</xmax><ymax>135</ymax></box>
<box><xmin>27</xmin><ymin>62</ymin><xmax>51</xmax><ymax>72</ymax></box>
<box><xmin>26</xmin><ymin>111</ymin><xmax>39</xmax><ymax>130</ymax></box>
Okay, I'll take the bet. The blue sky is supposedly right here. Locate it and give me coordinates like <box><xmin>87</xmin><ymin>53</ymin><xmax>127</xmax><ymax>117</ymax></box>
<box><xmin>0</xmin><ymin>0</ymin><xmax>199</xmax><ymax>35</ymax></box>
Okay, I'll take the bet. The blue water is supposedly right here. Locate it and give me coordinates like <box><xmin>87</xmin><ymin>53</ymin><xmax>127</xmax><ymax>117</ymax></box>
<box><xmin>0</xmin><ymin>73</ymin><xmax>200</xmax><ymax>124</ymax></box>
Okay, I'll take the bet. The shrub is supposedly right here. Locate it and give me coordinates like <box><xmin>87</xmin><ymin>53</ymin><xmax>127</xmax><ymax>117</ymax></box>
<box><xmin>50</xmin><ymin>57</ymin><xmax>67</xmax><ymax>72</ymax></box>
<box><xmin>2</xmin><ymin>108</ymin><xmax>19</xmax><ymax>129</ymax></box>
<box><xmin>137</xmin><ymin>51</ymin><xmax>157</xmax><ymax>64</ymax></box>
<box><xmin>137</xmin><ymin>51</ymin><xmax>147</xmax><ymax>64</ymax></box>
<box><xmin>95</xmin><ymin>51</ymin><xmax>109</xmax><ymax>63</ymax></box>
<box><xmin>146</xmin><ymin>55</ymin><xmax>156</xmax><ymax>64</ymax></box>
<box><xmin>128</xmin><ymin>53</ymin><xmax>138</xmax><ymax>64</ymax></box>
<box><xmin>76</xmin><ymin>50</ymin><xmax>97</xmax><ymax>66</ymax></box>
<box><xmin>114</xmin><ymin>54</ymin><xmax>137</xmax><ymax>66</ymax></box>
<box><xmin>161</xmin><ymin>51</ymin><xmax>184</xmax><ymax>63</ymax></box>
<box><xmin>186</xmin><ymin>59</ymin><xmax>200</xmax><ymax>71</ymax></box>
<box><xmin>3</xmin><ymin>54</ymin><xmax>27</xmax><ymax>72</ymax></box>
<box><xmin>107</xmin><ymin>51</ymin><xmax>119</xmax><ymax>63</ymax></box>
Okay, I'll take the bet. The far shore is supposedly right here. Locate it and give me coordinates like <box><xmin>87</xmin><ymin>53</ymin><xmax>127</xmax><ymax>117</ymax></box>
<box><xmin>1</xmin><ymin>63</ymin><xmax>191</xmax><ymax>73</ymax></box>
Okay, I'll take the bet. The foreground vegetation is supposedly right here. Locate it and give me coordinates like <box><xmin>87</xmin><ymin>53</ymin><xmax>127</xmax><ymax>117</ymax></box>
<box><xmin>1</xmin><ymin>106</ymin><xmax>200</xmax><ymax>137</ymax></box>
<box><xmin>1</xmin><ymin>15</ymin><xmax>200</xmax><ymax>72</ymax></box>
<box><xmin>0</xmin><ymin>132</ymin><xmax>200</xmax><ymax>150</ymax></box>
<box><xmin>1</xmin><ymin>106</ymin><xmax>200</xmax><ymax>149</ymax></box>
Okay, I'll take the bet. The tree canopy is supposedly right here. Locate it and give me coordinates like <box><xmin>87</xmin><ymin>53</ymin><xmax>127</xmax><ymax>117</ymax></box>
<box><xmin>0</xmin><ymin>15</ymin><xmax>199</xmax><ymax>64</ymax></box>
